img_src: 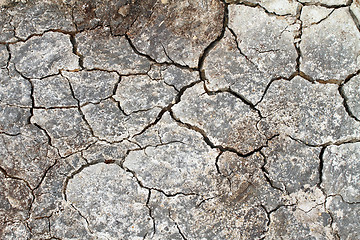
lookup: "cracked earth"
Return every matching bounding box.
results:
[0,0,359,239]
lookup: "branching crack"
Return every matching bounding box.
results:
[227,27,260,70]
[125,34,197,71]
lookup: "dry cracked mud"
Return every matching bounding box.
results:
[0,0,359,239]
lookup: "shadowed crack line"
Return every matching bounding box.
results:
[146,190,156,237]
[125,34,198,71]
[295,0,352,9]
[169,108,276,159]
[69,34,84,70]
[349,5,360,33]
[338,84,360,122]
[198,2,229,74]
[227,26,259,69]
[318,146,326,189]
[0,28,84,45]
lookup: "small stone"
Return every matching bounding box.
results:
[172,83,266,155]
[127,0,224,68]
[262,135,321,193]
[66,163,153,239]
[342,75,360,120]
[76,27,151,75]
[10,32,79,78]
[257,76,360,145]
[32,75,77,108]
[322,143,360,203]
[114,74,177,114]
[31,108,95,156]
[326,195,360,240]
[62,70,119,105]
[117,4,130,17]
[300,8,360,81]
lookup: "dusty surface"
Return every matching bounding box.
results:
[0,0,359,239]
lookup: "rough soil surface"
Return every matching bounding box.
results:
[0,0,359,239]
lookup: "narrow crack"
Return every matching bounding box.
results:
[324,196,341,239]
[338,84,359,121]
[310,8,335,27]
[11,65,35,124]
[296,0,352,9]
[231,1,296,17]
[203,84,261,116]
[1,29,83,45]
[69,34,84,70]
[198,2,228,74]
[227,26,260,69]
[167,211,188,240]
[349,5,360,33]
[294,4,303,75]
[0,165,35,213]
[63,74,97,141]
[69,203,93,234]
[175,223,188,240]
[125,34,197,71]
[288,135,360,148]
[259,151,286,193]
[318,146,326,189]
[145,190,156,237]
[169,108,271,158]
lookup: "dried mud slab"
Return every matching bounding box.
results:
[76,27,151,74]
[0,0,360,239]
[127,0,225,67]
[300,8,360,81]
[10,32,79,78]
[66,163,153,239]
[257,76,360,145]
[342,75,360,120]
[172,84,267,155]
[322,143,360,203]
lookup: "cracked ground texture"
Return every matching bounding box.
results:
[0,0,359,239]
